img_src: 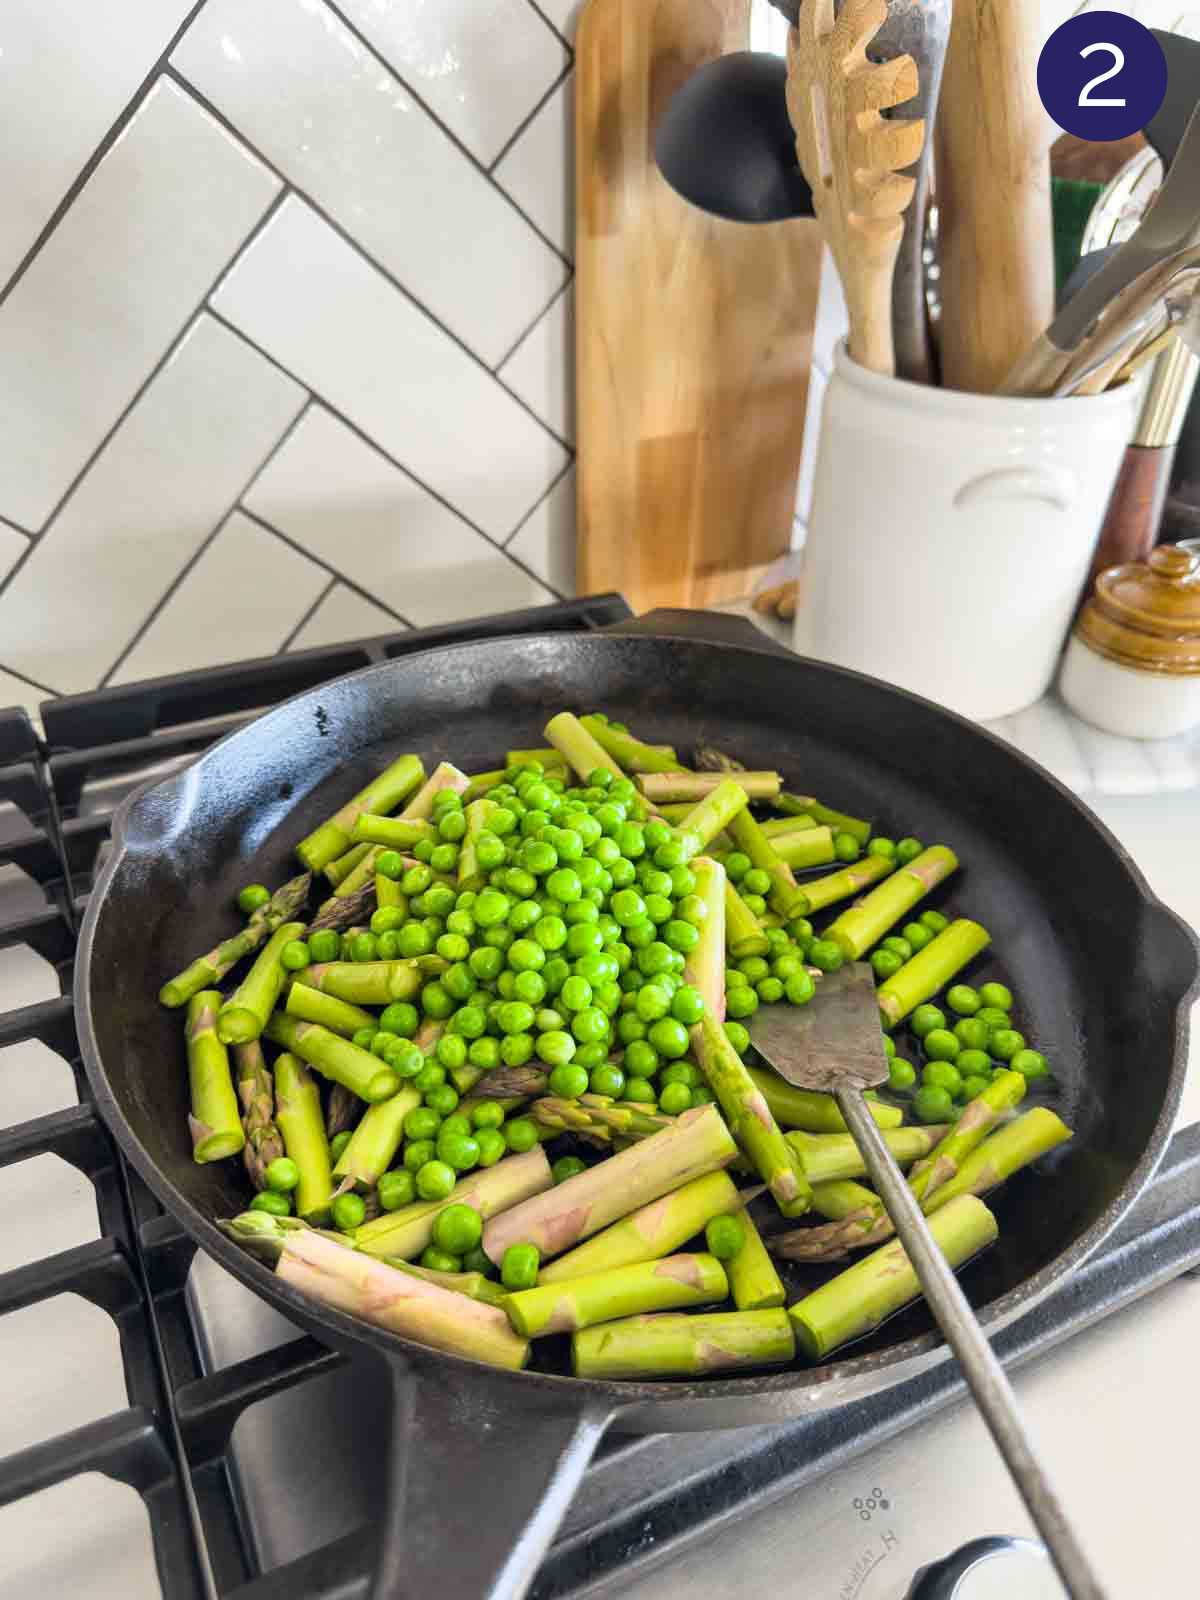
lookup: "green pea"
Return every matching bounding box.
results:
[784,971,815,1007]
[637,941,675,978]
[539,1032,579,1070]
[415,1160,457,1201]
[721,852,750,883]
[378,1170,416,1211]
[376,850,406,880]
[237,884,271,915]
[888,1057,917,1090]
[961,1074,992,1101]
[655,1080,689,1114]
[262,1157,300,1194]
[914,1084,953,1123]
[808,939,845,974]
[551,1155,588,1185]
[586,1064,623,1098]
[416,1063,447,1093]
[352,1026,377,1052]
[660,1061,700,1087]
[901,921,933,953]
[437,1133,481,1172]
[871,948,904,980]
[501,1242,540,1290]
[756,977,784,1004]
[349,932,378,963]
[881,935,912,960]
[558,975,592,1014]
[403,1139,436,1172]
[979,982,1014,1011]
[894,837,923,865]
[867,837,896,859]
[922,1060,963,1097]
[280,939,311,972]
[742,867,772,897]
[426,1084,461,1117]
[920,910,949,934]
[697,1214,743,1261]
[910,1004,946,1039]
[475,1127,507,1166]
[420,1246,463,1273]
[952,1019,988,1053]
[648,1017,690,1060]
[250,1190,292,1216]
[307,929,340,963]
[331,1193,367,1231]
[571,1007,610,1045]
[380,1001,419,1037]
[976,1006,1012,1030]
[329,1131,353,1163]
[467,945,504,984]
[624,1039,660,1077]
[989,1028,1026,1063]
[923,1028,960,1062]
[670,985,704,1025]
[397,924,431,958]
[623,1077,656,1102]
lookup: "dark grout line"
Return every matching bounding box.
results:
[522,0,575,52]
[0,661,60,698]
[0,517,35,543]
[494,273,574,377]
[167,68,573,454]
[206,306,570,574]
[0,0,212,311]
[504,456,575,552]
[488,58,573,175]
[236,504,414,630]
[0,185,291,619]
[278,576,340,653]
[98,397,314,689]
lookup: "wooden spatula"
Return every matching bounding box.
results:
[750,963,1108,1600]
[785,0,925,376]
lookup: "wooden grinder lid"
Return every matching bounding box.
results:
[1077,544,1200,675]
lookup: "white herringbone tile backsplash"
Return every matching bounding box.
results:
[0,0,579,717]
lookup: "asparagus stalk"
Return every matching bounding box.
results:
[539,1171,741,1283]
[224,1213,528,1370]
[639,772,782,803]
[294,956,443,1007]
[462,1064,549,1104]
[771,826,836,871]
[387,1260,508,1308]
[462,769,506,802]
[264,1014,401,1103]
[727,1211,787,1309]
[686,856,726,1021]
[450,1062,485,1096]
[925,1108,1073,1215]
[325,1082,360,1139]
[286,981,376,1038]
[186,992,245,1163]
[505,747,575,770]
[274,1052,335,1223]
[323,841,373,887]
[483,1105,737,1262]
[350,815,436,850]
[333,1087,421,1194]
[776,792,871,846]
[531,1095,674,1142]
[544,711,625,784]
[355,1148,553,1260]
[573,1309,795,1379]
[333,845,384,898]
[787,1125,951,1185]
[412,1017,445,1056]
[771,1180,891,1263]
[217,921,308,1044]
[578,716,685,774]
[375,872,407,912]
[760,814,817,837]
[693,745,746,772]
[746,1066,904,1133]
[457,797,499,892]
[909,1070,1026,1205]
[789,1194,999,1360]
[725,809,797,915]
[296,754,425,872]
[725,881,770,958]
[786,855,895,917]
[401,761,471,820]
[234,1041,283,1190]
[673,778,750,859]
[823,846,958,959]
[504,1253,729,1337]
[877,919,992,1027]
[159,872,312,1008]
[307,879,376,935]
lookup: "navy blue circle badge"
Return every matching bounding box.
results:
[1037,11,1167,142]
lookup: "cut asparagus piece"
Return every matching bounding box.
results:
[925,1108,1073,1215]
[539,1171,741,1284]
[186,991,245,1163]
[787,855,896,917]
[234,1041,283,1190]
[264,1014,401,1103]
[333,845,383,898]
[324,841,373,887]
[462,1064,549,1104]
[787,1125,951,1185]
[776,792,871,846]
[746,1066,904,1133]
[217,921,308,1044]
[771,826,836,871]
[725,881,770,958]
[532,1094,674,1143]
[333,1087,421,1194]
[725,809,797,915]
[401,761,471,820]
[760,814,817,837]
[573,1309,795,1378]
[307,879,376,935]
[375,872,407,911]
[685,855,727,1021]
[578,717,685,774]
[274,1052,334,1223]
[285,981,375,1038]
[685,859,809,1217]
[483,1104,737,1262]
[350,815,436,850]
[296,754,425,872]
[726,1211,787,1310]
[505,747,572,769]
[224,1213,528,1369]
[789,1194,999,1361]
[387,1260,508,1308]
[639,772,782,803]
[771,1179,891,1262]
[909,1070,1026,1205]
[877,919,992,1026]
[544,711,625,783]
[673,778,750,859]
[159,872,312,1008]
[457,797,499,892]
[355,1148,553,1260]
[294,956,444,1008]
[823,846,958,959]
[693,745,746,773]
[504,1253,729,1337]
[325,1082,360,1140]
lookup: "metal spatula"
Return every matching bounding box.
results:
[750,964,1107,1600]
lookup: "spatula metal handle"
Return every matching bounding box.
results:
[834,1086,1108,1600]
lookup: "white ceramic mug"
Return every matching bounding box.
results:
[793,345,1141,722]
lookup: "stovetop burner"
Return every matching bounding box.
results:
[0,593,1197,1599]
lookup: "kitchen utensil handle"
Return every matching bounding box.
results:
[373,1357,612,1600]
[1088,443,1175,587]
[834,1086,1110,1600]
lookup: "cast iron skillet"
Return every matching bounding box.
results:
[76,625,1199,1600]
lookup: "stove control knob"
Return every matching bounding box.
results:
[906,1536,1066,1598]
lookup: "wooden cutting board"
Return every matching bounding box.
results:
[575,0,822,612]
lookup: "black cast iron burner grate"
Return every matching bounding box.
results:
[0,596,1198,1599]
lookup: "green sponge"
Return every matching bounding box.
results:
[1051,176,1103,302]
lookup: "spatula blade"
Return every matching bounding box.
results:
[748,962,888,1093]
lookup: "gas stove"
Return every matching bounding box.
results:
[0,595,1196,1600]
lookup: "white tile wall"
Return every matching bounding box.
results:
[0,0,579,720]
